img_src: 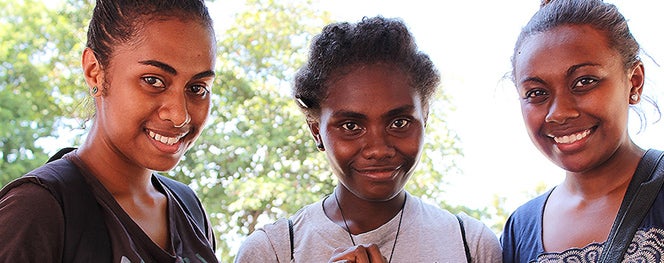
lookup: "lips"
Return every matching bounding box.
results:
[354,166,402,180]
[148,130,187,146]
[550,128,591,144]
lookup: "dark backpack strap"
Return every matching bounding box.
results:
[157,175,213,247]
[455,214,472,263]
[27,149,112,263]
[288,218,294,260]
[599,149,664,262]
[261,218,293,262]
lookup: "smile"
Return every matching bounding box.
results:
[552,129,591,144]
[148,130,186,146]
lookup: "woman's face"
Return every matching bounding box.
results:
[91,19,216,171]
[513,25,643,173]
[310,64,426,201]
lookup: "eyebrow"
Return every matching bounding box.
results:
[139,60,216,80]
[385,105,415,117]
[331,105,416,119]
[139,60,177,75]
[332,110,366,120]
[192,70,216,80]
[567,62,600,77]
[519,62,602,86]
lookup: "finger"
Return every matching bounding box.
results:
[365,244,387,263]
[353,245,371,263]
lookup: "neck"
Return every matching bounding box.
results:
[77,130,154,197]
[325,186,406,234]
[562,145,644,200]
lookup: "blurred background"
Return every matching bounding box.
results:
[1,0,662,260]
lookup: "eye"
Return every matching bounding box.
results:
[342,122,361,131]
[188,84,210,98]
[142,76,165,89]
[390,119,410,129]
[523,88,549,104]
[573,77,598,91]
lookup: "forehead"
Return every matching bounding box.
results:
[110,19,216,71]
[323,63,422,113]
[514,25,620,78]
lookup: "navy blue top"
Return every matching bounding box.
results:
[501,167,664,263]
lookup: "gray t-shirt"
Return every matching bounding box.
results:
[235,192,502,262]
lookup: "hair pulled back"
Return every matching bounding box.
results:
[293,16,440,119]
[86,0,214,69]
[513,0,639,75]
[514,0,660,128]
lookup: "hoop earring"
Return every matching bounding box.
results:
[174,115,191,128]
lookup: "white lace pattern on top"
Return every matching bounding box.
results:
[534,228,664,263]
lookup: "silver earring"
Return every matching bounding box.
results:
[631,94,639,102]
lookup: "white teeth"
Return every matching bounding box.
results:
[148,130,182,146]
[553,129,591,144]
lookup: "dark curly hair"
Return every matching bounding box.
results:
[86,0,214,69]
[293,16,440,121]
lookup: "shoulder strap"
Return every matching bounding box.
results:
[4,148,113,263]
[261,218,294,263]
[599,149,664,262]
[455,214,472,263]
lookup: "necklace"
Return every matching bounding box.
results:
[334,192,407,263]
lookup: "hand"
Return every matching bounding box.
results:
[328,244,388,263]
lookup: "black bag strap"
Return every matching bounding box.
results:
[455,214,472,263]
[288,218,294,260]
[43,147,213,259]
[15,147,113,263]
[599,149,664,262]
[261,217,293,262]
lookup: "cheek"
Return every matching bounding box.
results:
[520,105,544,136]
[191,100,211,123]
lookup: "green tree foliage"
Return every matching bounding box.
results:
[0,0,91,185]
[1,0,486,261]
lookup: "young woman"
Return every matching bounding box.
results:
[0,0,218,262]
[501,0,663,262]
[235,16,502,263]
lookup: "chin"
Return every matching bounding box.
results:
[147,158,181,172]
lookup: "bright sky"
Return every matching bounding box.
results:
[209,0,664,214]
[301,0,664,214]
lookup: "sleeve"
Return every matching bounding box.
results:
[234,229,280,263]
[0,182,65,262]
[457,213,503,263]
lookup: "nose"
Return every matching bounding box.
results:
[159,91,190,128]
[545,93,579,124]
[361,128,396,160]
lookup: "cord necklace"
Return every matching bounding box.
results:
[334,192,407,263]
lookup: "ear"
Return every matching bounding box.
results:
[307,120,324,151]
[82,48,103,97]
[628,62,645,104]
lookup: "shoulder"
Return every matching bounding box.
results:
[505,190,550,227]
[235,227,278,262]
[501,190,551,263]
[455,212,502,262]
[0,179,64,259]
